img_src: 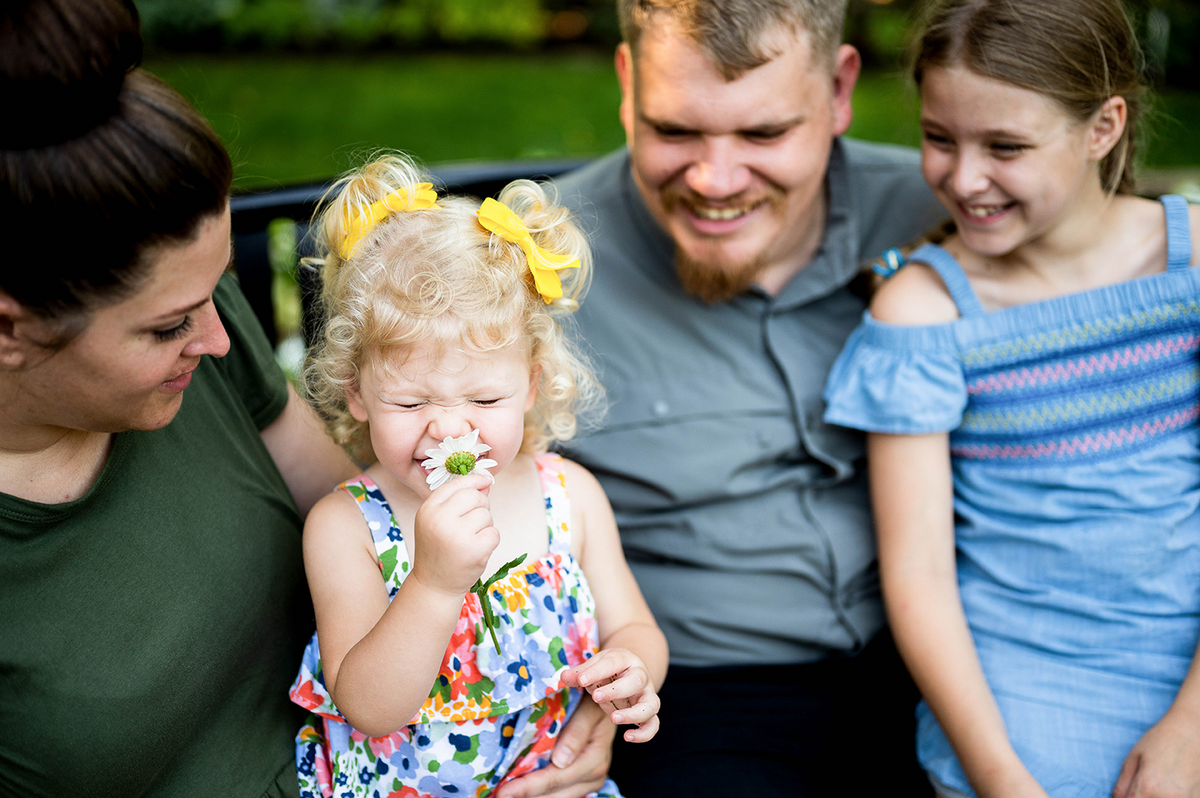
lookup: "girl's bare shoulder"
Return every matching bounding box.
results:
[870,256,962,327]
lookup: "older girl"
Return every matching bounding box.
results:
[824,0,1200,795]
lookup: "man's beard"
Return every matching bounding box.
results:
[661,183,782,304]
[674,248,766,303]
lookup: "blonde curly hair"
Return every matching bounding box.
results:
[304,152,602,464]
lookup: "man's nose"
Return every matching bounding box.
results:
[684,136,752,199]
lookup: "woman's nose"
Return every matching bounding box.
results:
[181,301,230,359]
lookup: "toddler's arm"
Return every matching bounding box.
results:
[869,431,1048,798]
[558,459,668,743]
[303,474,498,737]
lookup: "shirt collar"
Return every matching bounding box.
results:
[772,138,857,311]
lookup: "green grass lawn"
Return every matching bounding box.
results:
[149,51,625,189]
[147,51,1200,191]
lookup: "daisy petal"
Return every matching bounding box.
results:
[422,431,496,489]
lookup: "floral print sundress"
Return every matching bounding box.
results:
[289,454,622,798]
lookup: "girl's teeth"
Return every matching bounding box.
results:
[966,205,1006,218]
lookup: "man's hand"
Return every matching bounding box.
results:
[493,698,616,798]
[1114,706,1200,797]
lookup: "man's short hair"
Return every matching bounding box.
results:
[617,0,849,79]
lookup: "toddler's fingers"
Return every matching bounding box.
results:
[570,653,631,688]
[609,690,659,726]
[620,714,660,744]
[427,474,493,505]
[440,485,492,516]
[589,670,648,706]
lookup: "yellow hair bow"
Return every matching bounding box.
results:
[339,183,438,259]
[477,197,579,303]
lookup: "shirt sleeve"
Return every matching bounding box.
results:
[210,272,290,431]
[823,311,967,434]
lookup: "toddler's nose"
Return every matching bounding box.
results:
[429,406,473,441]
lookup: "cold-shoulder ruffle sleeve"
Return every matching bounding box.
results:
[823,311,967,434]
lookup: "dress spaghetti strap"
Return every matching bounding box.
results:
[906,242,987,318]
[1161,194,1193,271]
[536,453,574,558]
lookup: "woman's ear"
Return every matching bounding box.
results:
[0,292,34,369]
[1089,95,1127,161]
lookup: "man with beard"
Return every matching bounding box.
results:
[546,0,947,795]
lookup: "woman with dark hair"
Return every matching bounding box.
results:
[0,1,355,795]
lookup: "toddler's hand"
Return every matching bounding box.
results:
[561,649,660,743]
[411,474,499,596]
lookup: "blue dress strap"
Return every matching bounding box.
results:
[1161,194,1193,271]
[906,242,987,318]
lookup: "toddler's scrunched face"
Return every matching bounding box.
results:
[347,340,539,499]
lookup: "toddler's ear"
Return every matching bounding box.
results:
[346,383,369,423]
[524,364,542,413]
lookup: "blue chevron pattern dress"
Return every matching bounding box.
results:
[823,196,1200,797]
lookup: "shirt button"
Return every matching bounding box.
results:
[651,400,670,417]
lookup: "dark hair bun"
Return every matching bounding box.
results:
[0,0,142,149]
[1,0,231,321]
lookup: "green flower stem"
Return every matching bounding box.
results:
[471,553,528,655]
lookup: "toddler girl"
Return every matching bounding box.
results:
[824,0,1200,796]
[289,154,667,798]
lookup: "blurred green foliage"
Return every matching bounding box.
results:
[845,0,1199,89]
[148,51,1199,192]
[139,0,1200,92]
[150,51,624,188]
[137,0,617,50]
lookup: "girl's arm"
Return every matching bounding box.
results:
[560,459,668,740]
[1110,201,1200,798]
[869,431,1048,798]
[305,474,498,736]
[1113,640,1200,796]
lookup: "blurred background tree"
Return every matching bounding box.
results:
[137,0,619,51]
[136,0,1199,85]
[137,0,1200,191]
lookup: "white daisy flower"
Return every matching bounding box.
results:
[422,429,498,490]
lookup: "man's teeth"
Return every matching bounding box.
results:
[692,206,747,221]
[965,204,1007,218]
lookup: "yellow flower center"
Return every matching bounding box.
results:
[445,451,478,476]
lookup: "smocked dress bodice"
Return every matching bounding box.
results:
[289,454,620,798]
[823,196,1200,797]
